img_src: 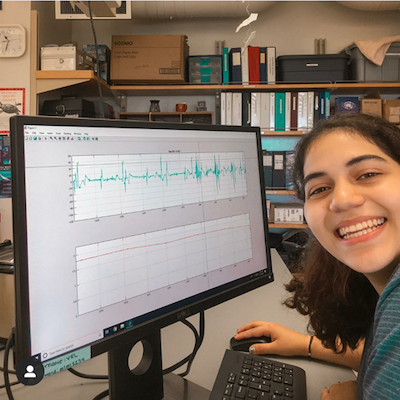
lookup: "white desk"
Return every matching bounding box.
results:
[0,250,355,399]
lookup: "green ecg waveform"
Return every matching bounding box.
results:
[72,155,246,192]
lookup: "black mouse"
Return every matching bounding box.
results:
[230,336,272,352]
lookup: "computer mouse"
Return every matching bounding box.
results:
[230,335,272,352]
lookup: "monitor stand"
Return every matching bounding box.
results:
[108,330,210,400]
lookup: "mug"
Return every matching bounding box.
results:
[176,103,187,112]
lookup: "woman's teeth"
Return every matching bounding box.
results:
[338,218,385,240]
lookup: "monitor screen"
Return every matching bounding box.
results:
[10,115,273,395]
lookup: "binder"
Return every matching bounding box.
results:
[285,92,291,131]
[267,47,276,84]
[324,92,331,118]
[226,92,233,125]
[272,151,286,188]
[248,46,260,84]
[290,92,298,131]
[250,92,261,127]
[285,151,295,189]
[319,91,325,120]
[275,92,285,132]
[241,47,249,85]
[260,92,270,130]
[242,92,251,126]
[222,47,230,84]
[232,92,242,126]
[262,150,273,188]
[297,92,308,130]
[221,92,226,125]
[269,92,275,130]
[229,48,242,83]
[260,47,267,84]
[307,91,314,130]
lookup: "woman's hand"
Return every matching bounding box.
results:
[320,381,357,400]
[235,321,310,357]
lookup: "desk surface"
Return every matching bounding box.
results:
[0,250,355,399]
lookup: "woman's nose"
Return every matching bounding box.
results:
[329,181,365,212]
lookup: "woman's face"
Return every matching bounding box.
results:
[303,130,400,293]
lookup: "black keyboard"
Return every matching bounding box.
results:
[209,349,307,400]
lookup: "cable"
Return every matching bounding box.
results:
[92,388,109,400]
[68,367,108,380]
[2,334,16,400]
[87,1,105,118]
[0,381,20,390]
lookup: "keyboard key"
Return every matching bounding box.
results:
[235,386,247,399]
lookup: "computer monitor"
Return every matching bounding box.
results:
[10,115,273,399]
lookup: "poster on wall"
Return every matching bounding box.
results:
[0,88,25,134]
[0,135,11,198]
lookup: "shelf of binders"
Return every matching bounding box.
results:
[261,130,307,136]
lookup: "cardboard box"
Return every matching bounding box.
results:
[111,35,189,83]
[360,99,382,117]
[383,99,400,124]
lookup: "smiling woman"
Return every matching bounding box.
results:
[235,113,400,400]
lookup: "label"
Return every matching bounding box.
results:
[43,347,91,377]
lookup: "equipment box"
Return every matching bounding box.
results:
[344,42,400,82]
[40,99,96,118]
[111,35,189,83]
[277,54,350,82]
[41,46,96,71]
[188,55,222,84]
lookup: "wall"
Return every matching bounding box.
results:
[0,1,31,241]
[69,1,400,112]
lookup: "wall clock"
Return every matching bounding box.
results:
[0,24,26,58]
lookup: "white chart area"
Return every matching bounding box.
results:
[75,214,252,315]
[72,152,247,221]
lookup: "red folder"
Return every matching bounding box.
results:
[248,46,260,84]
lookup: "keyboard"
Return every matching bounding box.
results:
[209,349,307,400]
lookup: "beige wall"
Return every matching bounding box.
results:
[0,1,32,241]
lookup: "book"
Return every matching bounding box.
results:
[259,47,267,84]
[250,92,261,127]
[222,47,230,84]
[232,92,242,126]
[226,92,233,125]
[275,92,285,132]
[242,92,251,126]
[285,92,291,131]
[267,47,276,84]
[221,92,226,125]
[260,92,270,130]
[248,46,260,84]
[290,92,298,131]
[241,47,249,85]
[229,48,242,83]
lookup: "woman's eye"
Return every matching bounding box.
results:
[358,172,380,180]
[309,186,329,197]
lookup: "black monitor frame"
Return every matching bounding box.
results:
[10,115,273,399]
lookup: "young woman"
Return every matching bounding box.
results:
[235,113,400,400]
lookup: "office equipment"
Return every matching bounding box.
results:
[230,335,271,352]
[10,115,273,400]
[209,349,307,400]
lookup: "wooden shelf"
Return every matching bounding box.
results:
[119,111,214,124]
[261,130,307,136]
[269,223,308,229]
[35,72,400,96]
[265,190,296,195]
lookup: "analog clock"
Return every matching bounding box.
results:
[0,24,26,58]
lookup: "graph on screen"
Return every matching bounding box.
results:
[75,213,252,315]
[71,152,247,221]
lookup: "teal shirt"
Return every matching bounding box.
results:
[357,264,400,399]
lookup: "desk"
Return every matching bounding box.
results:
[0,250,355,399]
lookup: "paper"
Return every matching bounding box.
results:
[235,13,258,33]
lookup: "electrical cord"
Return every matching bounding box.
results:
[87,1,105,118]
[2,334,16,400]
[68,367,107,380]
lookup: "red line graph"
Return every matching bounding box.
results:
[76,224,250,263]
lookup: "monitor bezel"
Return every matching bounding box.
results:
[10,115,273,364]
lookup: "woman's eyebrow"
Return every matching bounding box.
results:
[303,154,387,187]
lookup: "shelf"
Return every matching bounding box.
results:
[265,190,296,195]
[269,223,308,229]
[261,130,307,136]
[35,72,400,96]
[119,111,214,124]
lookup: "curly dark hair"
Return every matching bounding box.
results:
[284,113,400,353]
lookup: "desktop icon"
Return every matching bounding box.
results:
[16,356,45,386]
